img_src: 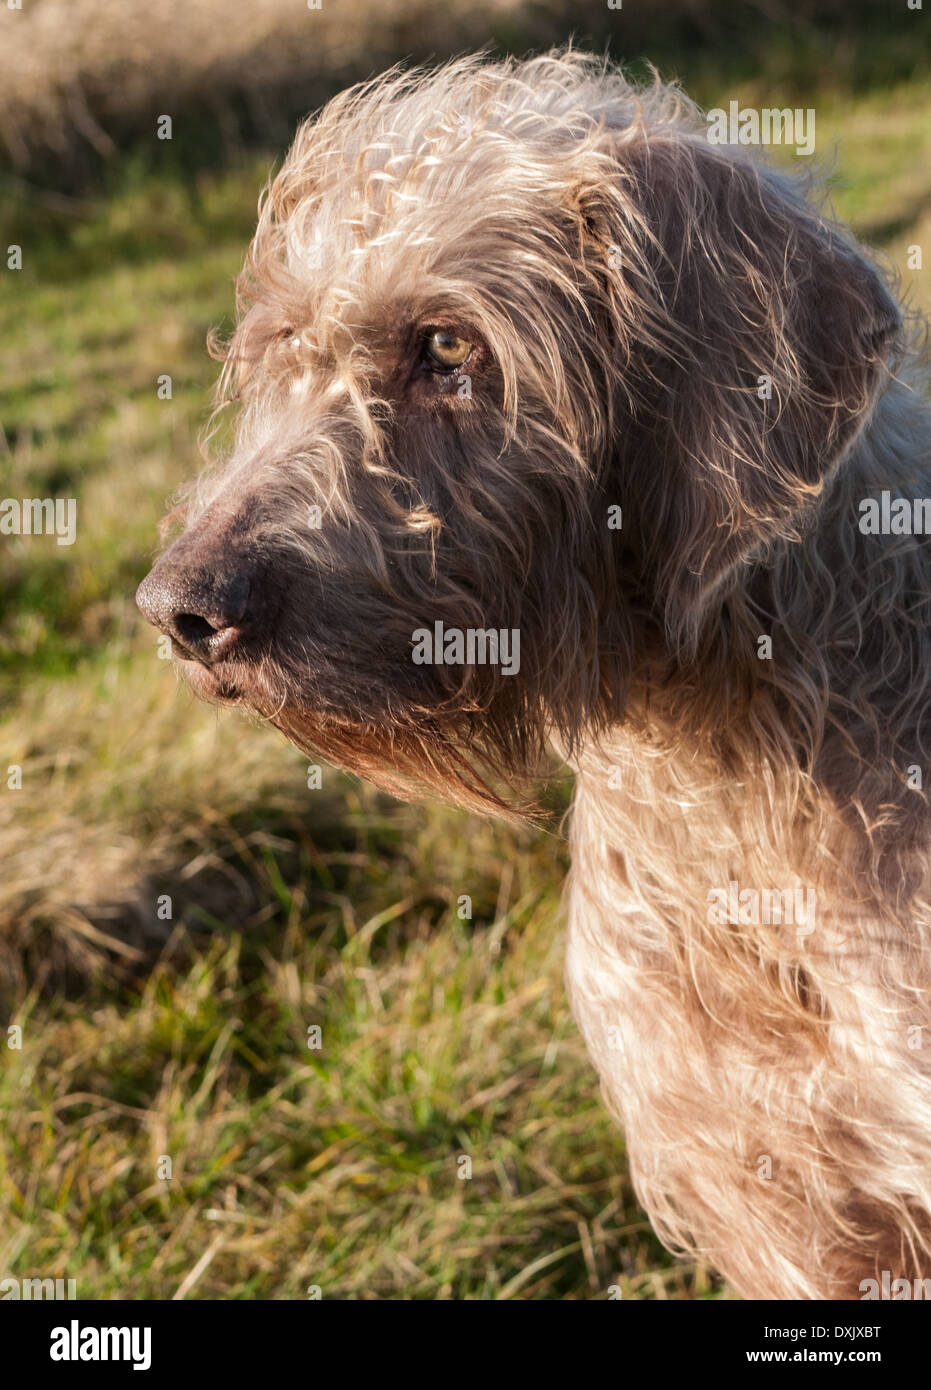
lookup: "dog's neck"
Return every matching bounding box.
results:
[573,374,931,897]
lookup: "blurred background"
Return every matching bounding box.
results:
[0,0,928,1299]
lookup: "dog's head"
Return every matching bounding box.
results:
[136,52,900,812]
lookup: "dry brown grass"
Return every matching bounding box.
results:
[1,0,909,174]
[0,0,541,168]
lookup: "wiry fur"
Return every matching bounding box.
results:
[139,51,931,1298]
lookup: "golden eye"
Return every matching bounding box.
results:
[424,329,472,371]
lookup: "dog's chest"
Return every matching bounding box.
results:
[564,729,820,951]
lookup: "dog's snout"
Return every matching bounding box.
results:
[136,555,255,665]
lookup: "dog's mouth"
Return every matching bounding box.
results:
[163,630,533,822]
[172,649,248,704]
[171,642,354,722]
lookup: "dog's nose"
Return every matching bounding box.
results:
[136,558,253,665]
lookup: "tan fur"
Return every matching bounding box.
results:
[138,51,931,1298]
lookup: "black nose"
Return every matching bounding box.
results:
[136,551,255,665]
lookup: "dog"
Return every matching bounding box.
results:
[136,51,931,1299]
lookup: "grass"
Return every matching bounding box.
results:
[3,795,695,1300]
[3,1,925,185]
[1,55,930,1298]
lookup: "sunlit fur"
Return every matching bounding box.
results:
[154,51,931,1298]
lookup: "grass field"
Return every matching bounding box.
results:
[1,27,930,1297]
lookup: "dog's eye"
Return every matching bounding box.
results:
[423,330,472,372]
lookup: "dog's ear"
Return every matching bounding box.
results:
[578,130,901,643]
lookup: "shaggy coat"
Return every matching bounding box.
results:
[136,52,931,1299]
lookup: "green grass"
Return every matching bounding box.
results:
[1,70,930,1299]
[3,796,701,1300]
[0,160,270,680]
